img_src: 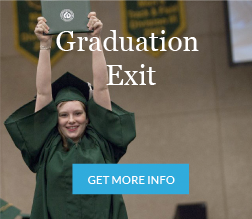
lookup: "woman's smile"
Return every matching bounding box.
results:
[66,126,79,131]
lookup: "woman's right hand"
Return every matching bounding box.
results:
[34,17,52,46]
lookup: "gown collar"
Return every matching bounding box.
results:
[66,137,82,147]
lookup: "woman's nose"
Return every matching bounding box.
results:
[68,115,75,123]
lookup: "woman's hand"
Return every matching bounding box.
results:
[34,17,53,112]
[34,17,52,46]
[87,12,112,111]
[87,12,103,38]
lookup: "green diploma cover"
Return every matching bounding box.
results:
[41,0,92,35]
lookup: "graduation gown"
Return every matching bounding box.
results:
[4,98,136,219]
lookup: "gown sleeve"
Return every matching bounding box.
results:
[87,97,136,162]
[4,100,58,172]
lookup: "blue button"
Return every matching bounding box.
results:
[73,164,189,194]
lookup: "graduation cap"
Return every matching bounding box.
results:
[20,213,30,219]
[0,198,21,219]
[51,72,93,105]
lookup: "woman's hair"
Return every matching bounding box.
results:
[57,101,87,151]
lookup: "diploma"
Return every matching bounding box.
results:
[41,0,92,35]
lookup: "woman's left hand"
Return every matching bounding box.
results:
[87,12,103,38]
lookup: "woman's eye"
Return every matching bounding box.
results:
[75,112,83,116]
[59,114,67,117]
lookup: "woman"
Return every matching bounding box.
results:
[5,12,136,219]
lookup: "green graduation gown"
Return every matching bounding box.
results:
[4,98,136,219]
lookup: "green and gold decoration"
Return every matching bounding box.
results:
[0,199,21,219]
[121,1,186,57]
[13,1,71,65]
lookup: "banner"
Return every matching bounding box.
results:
[13,1,71,65]
[121,1,186,57]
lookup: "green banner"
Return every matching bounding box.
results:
[14,1,71,65]
[121,1,186,57]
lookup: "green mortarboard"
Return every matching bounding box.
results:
[20,213,30,219]
[0,199,21,219]
[51,72,93,105]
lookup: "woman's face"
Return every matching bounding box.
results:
[57,101,88,143]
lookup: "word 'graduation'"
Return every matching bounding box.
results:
[56,30,199,85]
[56,30,199,52]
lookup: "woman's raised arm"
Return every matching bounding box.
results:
[34,17,53,112]
[87,12,112,111]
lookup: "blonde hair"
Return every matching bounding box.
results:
[57,101,87,151]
